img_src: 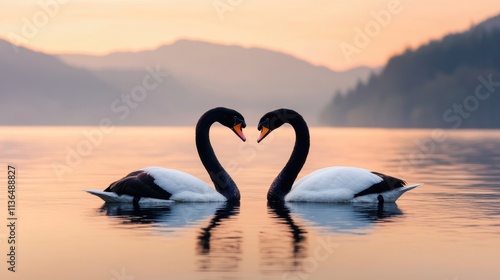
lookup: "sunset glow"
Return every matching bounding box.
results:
[1,0,499,70]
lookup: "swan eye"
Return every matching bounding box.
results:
[259,118,270,130]
[234,116,246,128]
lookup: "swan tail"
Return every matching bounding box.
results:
[352,183,422,203]
[86,190,134,203]
[86,190,177,204]
[400,183,421,193]
[382,183,422,202]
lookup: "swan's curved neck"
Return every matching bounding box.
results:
[267,115,310,201]
[196,115,240,201]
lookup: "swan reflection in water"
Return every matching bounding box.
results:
[287,202,404,234]
[98,201,404,274]
[260,202,308,274]
[261,202,404,274]
[99,201,227,229]
[98,201,241,272]
[195,201,242,272]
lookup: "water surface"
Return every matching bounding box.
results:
[0,127,499,280]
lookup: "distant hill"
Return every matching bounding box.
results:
[474,14,500,33]
[0,39,122,125]
[0,39,375,126]
[59,40,377,125]
[320,14,500,128]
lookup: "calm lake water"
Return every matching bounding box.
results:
[1,126,499,280]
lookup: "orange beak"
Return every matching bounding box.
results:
[233,123,246,142]
[257,127,270,143]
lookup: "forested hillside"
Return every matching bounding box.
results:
[321,16,500,128]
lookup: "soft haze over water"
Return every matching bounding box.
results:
[0,126,499,280]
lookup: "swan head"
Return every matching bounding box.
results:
[232,116,247,142]
[217,108,247,142]
[257,109,298,143]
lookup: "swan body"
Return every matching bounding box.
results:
[87,107,246,203]
[87,167,226,203]
[257,109,420,203]
[290,167,383,200]
[286,166,420,203]
[142,167,226,201]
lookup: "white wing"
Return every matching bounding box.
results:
[142,167,226,202]
[285,166,383,202]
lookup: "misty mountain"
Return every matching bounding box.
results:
[59,40,377,125]
[0,39,122,125]
[1,38,375,126]
[320,14,500,128]
[0,39,201,126]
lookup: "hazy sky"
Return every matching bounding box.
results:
[1,0,499,70]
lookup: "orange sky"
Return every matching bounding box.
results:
[1,0,499,70]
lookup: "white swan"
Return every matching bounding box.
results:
[257,109,421,203]
[87,107,247,203]
[287,167,420,203]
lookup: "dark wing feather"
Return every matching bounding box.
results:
[353,172,406,198]
[104,170,172,200]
